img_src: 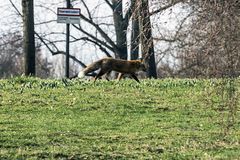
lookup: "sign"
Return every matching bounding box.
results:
[57,8,81,24]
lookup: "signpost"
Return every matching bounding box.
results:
[57,8,81,24]
[57,5,80,78]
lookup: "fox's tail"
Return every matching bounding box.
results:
[78,71,85,78]
[78,59,102,78]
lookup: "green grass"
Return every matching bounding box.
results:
[0,77,239,159]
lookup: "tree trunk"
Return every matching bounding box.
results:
[140,0,157,78]
[112,0,128,60]
[22,0,35,76]
[130,16,140,60]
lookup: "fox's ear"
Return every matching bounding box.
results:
[142,60,148,68]
[142,53,151,63]
[138,57,143,62]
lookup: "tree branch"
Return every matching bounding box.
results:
[78,12,118,52]
[124,0,137,23]
[104,0,113,10]
[81,0,92,20]
[72,24,114,52]
[9,0,86,68]
[150,0,184,16]
[52,51,86,68]
[83,37,112,57]
[9,0,22,17]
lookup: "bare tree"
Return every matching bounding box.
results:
[177,0,240,78]
[6,0,192,78]
[139,0,157,78]
[0,31,52,78]
[0,32,23,77]
[22,0,36,76]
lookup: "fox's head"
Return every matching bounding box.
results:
[138,59,147,72]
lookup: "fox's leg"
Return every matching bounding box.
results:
[130,73,140,83]
[117,73,124,81]
[93,69,107,82]
[105,71,111,81]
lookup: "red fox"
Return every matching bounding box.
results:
[78,57,147,83]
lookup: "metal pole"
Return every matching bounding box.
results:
[65,0,71,78]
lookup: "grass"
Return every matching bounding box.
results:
[0,77,239,159]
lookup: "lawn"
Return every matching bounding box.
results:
[0,77,239,159]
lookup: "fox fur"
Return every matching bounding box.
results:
[78,57,147,83]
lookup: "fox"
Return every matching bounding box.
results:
[78,57,147,83]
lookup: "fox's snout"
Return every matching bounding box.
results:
[140,63,147,72]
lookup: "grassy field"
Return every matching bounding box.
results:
[0,77,239,159]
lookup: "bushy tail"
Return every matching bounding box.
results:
[78,71,85,78]
[78,59,102,78]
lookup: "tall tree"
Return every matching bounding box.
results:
[22,0,35,76]
[177,0,240,78]
[139,0,157,78]
[130,13,140,60]
[111,0,128,59]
